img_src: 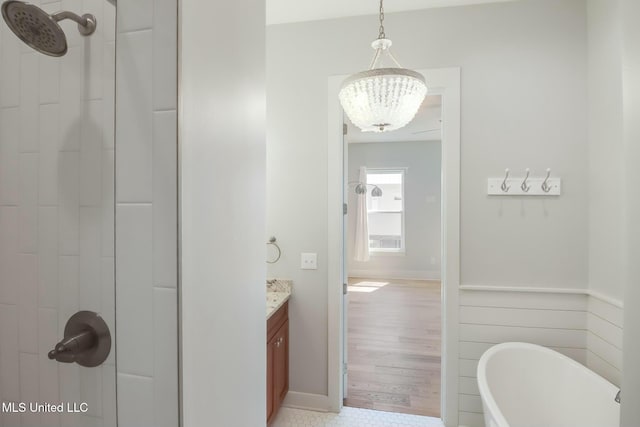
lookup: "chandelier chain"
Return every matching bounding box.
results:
[378,0,385,39]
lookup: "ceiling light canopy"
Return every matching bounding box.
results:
[339,0,427,133]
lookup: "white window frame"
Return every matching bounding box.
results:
[366,168,406,254]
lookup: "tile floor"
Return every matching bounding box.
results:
[271,407,445,427]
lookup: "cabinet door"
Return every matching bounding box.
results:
[267,340,274,422]
[273,320,289,406]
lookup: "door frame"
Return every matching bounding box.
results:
[327,67,461,426]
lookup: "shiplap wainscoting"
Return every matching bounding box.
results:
[586,294,623,386]
[457,287,623,427]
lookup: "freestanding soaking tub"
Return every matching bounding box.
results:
[477,342,620,427]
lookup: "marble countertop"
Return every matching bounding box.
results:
[266,279,292,319]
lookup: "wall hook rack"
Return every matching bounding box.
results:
[488,168,561,196]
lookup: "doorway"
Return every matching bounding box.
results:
[342,96,443,417]
[327,67,461,426]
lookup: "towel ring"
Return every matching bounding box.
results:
[266,236,282,264]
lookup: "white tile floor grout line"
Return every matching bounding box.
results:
[272,406,445,427]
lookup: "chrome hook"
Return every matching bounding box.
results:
[500,169,511,192]
[541,168,552,193]
[521,168,531,192]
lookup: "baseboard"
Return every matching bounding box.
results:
[348,269,441,281]
[282,391,330,412]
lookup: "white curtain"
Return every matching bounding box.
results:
[353,166,370,262]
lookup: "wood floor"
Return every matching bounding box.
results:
[344,277,441,417]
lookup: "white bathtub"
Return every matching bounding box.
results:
[477,342,620,427]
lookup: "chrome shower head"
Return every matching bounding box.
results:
[1,0,96,57]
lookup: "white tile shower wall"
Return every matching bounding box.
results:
[457,288,624,427]
[0,0,117,426]
[115,0,179,426]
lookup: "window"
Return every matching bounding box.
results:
[366,169,404,252]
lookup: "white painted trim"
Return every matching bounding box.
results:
[348,270,441,281]
[328,67,461,427]
[327,75,344,414]
[588,290,624,309]
[434,67,461,427]
[460,285,587,295]
[460,285,624,309]
[282,392,330,412]
[367,250,407,256]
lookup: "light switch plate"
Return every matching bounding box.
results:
[301,253,317,270]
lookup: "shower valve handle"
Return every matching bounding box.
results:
[48,311,111,368]
[48,330,96,363]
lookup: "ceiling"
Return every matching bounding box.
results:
[346,95,442,144]
[267,0,515,25]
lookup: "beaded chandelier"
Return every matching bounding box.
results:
[339,0,427,133]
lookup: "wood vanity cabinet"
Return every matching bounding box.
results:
[267,301,289,425]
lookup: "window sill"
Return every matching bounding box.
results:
[369,250,406,257]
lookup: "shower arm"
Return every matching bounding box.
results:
[50,10,97,35]
[51,10,90,26]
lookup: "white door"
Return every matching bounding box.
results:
[342,122,349,398]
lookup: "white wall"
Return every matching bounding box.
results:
[620,0,640,423]
[115,0,179,425]
[586,3,640,422]
[0,1,117,426]
[347,141,441,280]
[267,0,588,399]
[180,0,266,426]
[585,0,626,385]
[587,0,625,302]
